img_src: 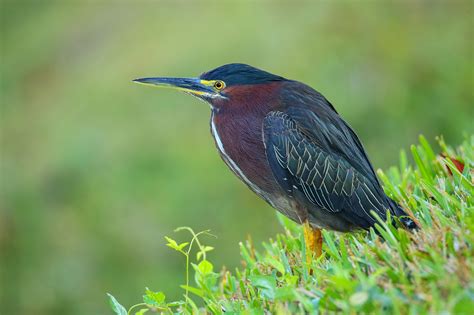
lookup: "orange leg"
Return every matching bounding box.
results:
[303,220,323,264]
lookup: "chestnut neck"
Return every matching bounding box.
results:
[210,82,283,193]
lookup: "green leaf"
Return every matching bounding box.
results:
[453,292,474,314]
[135,308,148,315]
[143,288,166,306]
[411,144,434,184]
[203,246,214,252]
[249,275,276,300]
[196,246,213,261]
[183,294,200,313]
[419,135,436,163]
[164,236,180,251]
[107,293,127,315]
[198,259,213,275]
[180,285,204,297]
[399,149,408,172]
[274,286,296,301]
[166,300,185,307]
[349,291,369,307]
[239,242,254,265]
[177,242,189,251]
[264,256,285,275]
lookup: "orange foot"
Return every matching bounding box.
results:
[303,220,322,264]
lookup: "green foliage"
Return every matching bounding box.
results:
[107,293,127,315]
[108,136,474,314]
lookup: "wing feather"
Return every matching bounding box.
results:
[263,111,391,228]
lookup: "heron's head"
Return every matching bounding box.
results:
[133,63,288,108]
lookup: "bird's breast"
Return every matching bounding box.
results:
[210,110,279,199]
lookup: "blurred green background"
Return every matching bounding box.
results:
[1,1,473,314]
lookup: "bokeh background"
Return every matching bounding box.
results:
[1,1,473,314]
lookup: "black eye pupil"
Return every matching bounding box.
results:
[215,82,222,89]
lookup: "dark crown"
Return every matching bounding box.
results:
[200,63,288,86]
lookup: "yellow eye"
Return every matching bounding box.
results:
[214,80,225,90]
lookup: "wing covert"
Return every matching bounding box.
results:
[263,111,389,227]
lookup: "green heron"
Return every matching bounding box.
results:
[134,64,416,259]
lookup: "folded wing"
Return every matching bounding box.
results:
[263,111,391,229]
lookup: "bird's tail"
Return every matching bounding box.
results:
[387,198,418,230]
